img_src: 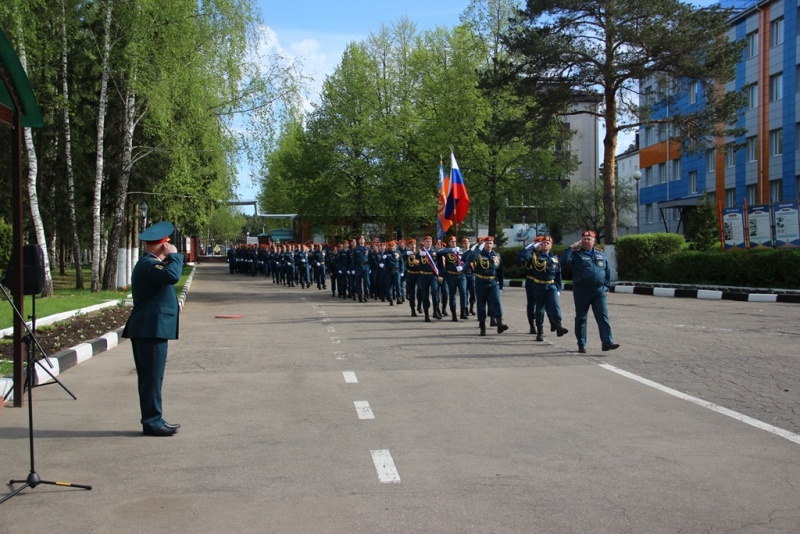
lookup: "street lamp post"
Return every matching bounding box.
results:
[632,171,642,234]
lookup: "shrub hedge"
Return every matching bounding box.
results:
[496,234,800,289]
[613,232,800,288]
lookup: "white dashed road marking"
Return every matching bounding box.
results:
[370,449,401,483]
[343,371,358,383]
[354,400,374,420]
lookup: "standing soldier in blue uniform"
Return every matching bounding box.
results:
[312,243,327,290]
[123,222,183,437]
[461,237,477,316]
[439,235,469,322]
[404,238,420,316]
[562,230,619,353]
[520,235,568,341]
[415,235,442,322]
[327,243,339,297]
[338,240,351,299]
[353,235,370,302]
[382,241,401,305]
[295,244,310,288]
[466,236,509,336]
[395,239,407,304]
[517,235,543,334]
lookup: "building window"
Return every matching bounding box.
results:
[747,137,758,162]
[725,148,736,168]
[771,17,784,48]
[646,204,654,224]
[747,31,759,58]
[672,159,681,181]
[688,80,699,104]
[746,184,757,205]
[797,65,800,93]
[770,72,783,101]
[688,170,698,194]
[643,86,653,106]
[706,149,716,172]
[644,166,653,187]
[659,162,667,184]
[747,84,758,109]
[725,188,736,208]
[770,129,783,156]
[770,179,783,202]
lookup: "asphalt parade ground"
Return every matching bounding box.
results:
[1,263,799,533]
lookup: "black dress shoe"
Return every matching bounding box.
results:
[163,421,181,429]
[602,343,620,351]
[577,346,587,354]
[143,425,177,437]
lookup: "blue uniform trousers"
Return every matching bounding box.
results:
[386,271,401,301]
[475,278,502,323]
[445,273,467,312]
[573,286,613,348]
[131,337,168,431]
[416,273,436,311]
[465,274,476,308]
[405,273,418,310]
[533,283,562,327]
[354,268,369,298]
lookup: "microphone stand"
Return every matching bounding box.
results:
[0,282,91,505]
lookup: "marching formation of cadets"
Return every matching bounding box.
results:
[226,233,573,340]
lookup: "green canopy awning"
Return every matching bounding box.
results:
[0,28,43,128]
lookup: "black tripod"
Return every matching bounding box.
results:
[0,283,91,505]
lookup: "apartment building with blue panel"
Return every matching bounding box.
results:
[635,0,800,235]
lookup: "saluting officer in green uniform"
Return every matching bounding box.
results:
[123,222,183,437]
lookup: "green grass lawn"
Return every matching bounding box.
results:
[1,265,193,330]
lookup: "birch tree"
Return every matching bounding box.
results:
[59,0,84,289]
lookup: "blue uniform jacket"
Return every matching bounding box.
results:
[123,252,183,340]
[562,247,609,289]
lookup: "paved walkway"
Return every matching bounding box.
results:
[1,263,798,533]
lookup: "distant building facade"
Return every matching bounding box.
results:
[635,0,799,236]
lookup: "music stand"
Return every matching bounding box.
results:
[0,282,91,505]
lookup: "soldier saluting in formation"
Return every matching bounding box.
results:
[465,236,509,336]
[518,235,568,342]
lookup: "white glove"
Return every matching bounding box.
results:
[456,265,463,272]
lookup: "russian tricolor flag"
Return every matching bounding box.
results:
[444,152,470,225]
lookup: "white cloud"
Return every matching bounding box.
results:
[259,25,357,108]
